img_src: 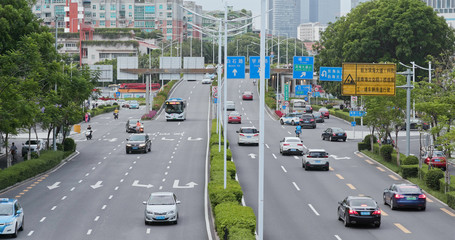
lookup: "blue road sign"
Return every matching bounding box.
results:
[227,56,245,79]
[351,121,356,127]
[249,56,270,79]
[349,111,366,117]
[293,56,314,79]
[295,85,312,96]
[313,92,321,97]
[213,98,217,103]
[319,67,342,81]
[115,92,120,98]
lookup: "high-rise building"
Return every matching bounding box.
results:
[297,22,328,41]
[317,0,341,24]
[183,1,203,39]
[351,0,369,9]
[202,6,253,36]
[271,0,300,37]
[422,0,455,13]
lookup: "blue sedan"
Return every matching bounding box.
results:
[383,183,426,210]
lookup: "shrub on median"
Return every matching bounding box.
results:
[380,145,393,162]
[447,192,455,209]
[425,169,444,190]
[214,202,256,240]
[401,165,419,179]
[402,155,419,165]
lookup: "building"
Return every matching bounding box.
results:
[422,0,455,13]
[351,0,369,9]
[297,22,328,41]
[270,0,300,38]
[183,1,202,39]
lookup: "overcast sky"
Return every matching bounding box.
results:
[190,0,351,29]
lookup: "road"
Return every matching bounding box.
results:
[0,80,212,239]
[226,76,455,240]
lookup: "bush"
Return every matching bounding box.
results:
[211,159,236,180]
[141,110,157,120]
[363,135,378,147]
[214,202,256,240]
[208,180,243,208]
[342,108,349,112]
[358,142,369,151]
[401,165,418,179]
[447,192,455,209]
[62,138,76,152]
[380,145,393,162]
[229,226,256,240]
[403,155,419,165]
[326,105,333,109]
[425,169,444,190]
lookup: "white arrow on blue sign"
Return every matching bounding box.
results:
[227,56,245,79]
[319,67,342,81]
[293,56,314,80]
[249,56,270,79]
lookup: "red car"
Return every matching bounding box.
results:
[242,91,253,100]
[228,112,242,124]
[319,107,330,119]
[423,151,447,170]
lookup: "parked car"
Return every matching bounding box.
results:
[302,149,329,171]
[126,133,152,154]
[237,127,259,145]
[202,78,212,84]
[228,111,242,124]
[21,139,47,157]
[305,105,313,113]
[400,119,430,130]
[129,100,140,109]
[337,196,381,228]
[322,127,347,141]
[0,198,24,238]
[423,150,447,170]
[318,107,330,119]
[313,112,325,123]
[300,114,316,129]
[280,113,301,125]
[121,101,130,108]
[143,192,180,224]
[226,101,235,111]
[242,91,253,100]
[279,137,304,155]
[126,119,144,133]
[383,183,426,210]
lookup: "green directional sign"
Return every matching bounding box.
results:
[284,83,289,101]
[294,64,313,72]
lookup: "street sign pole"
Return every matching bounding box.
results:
[258,0,266,238]
[397,69,413,156]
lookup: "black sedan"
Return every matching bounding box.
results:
[126,134,152,154]
[322,127,346,141]
[383,183,426,210]
[337,196,381,228]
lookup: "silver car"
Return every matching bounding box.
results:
[226,101,235,111]
[143,192,180,225]
[279,137,304,155]
[302,149,330,171]
[237,127,259,146]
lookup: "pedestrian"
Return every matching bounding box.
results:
[85,112,89,123]
[88,112,91,122]
[10,142,18,163]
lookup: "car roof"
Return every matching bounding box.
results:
[284,137,300,140]
[130,133,146,136]
[150,192,174,197]
[0,198,16,204]
[346,196,374,200]
[393,183,419,188]
[308,149,326,152]
[240,127,257,130]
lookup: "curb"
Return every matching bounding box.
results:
[0,150,80,195]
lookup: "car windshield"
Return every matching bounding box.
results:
[129,135,145,141]
[25,140,39,145]
[308,152,327,157]
[286,138,301,143]
[350,199,376,207]
[313,112,321,117]
[129,120,140,126]
[149,195,174,205]
[130,101,138,104]
[332,128,344,133]
[433,152,444,157]
[302,116,313,120]
[230,113,240,117]
[397,186,421,194]
[241,128,258,134]
[165,103,184,114]
[319,108,328,112]
[0,204,12,215]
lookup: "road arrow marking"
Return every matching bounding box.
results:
[161,137,175,141]
[330,155,351,160]
[248,153,256,159]
[132,180,154,188]
[173,180,198,189]
[47,182,61,190]
[90,181,103,189]
[187,137,203,141]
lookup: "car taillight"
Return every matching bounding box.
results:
[283,144,290,146]
[348,209,358,215]
[344,133,347,136]
[240,134,245,136]
[310,119,314,122]
[324,156,328,158]
[253,134,259,136]
[333,133,336,136]
[394,194,404,199]
[419,194,426,199]
[372,210,381,215]
[297,144,303,146]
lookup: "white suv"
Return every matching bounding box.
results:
[302,149,330,171]
[237,127,259,146]
[21,139,47,157]
[279,137,304,155]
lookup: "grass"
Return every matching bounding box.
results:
[361,150,401,173]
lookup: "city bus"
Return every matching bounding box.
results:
[164,98,187,121]
[290,99,307,113]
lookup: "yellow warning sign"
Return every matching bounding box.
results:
[342,63,396,96]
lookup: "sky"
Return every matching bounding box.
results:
[191,0,352,29]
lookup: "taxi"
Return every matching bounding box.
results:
[0,198,24,238]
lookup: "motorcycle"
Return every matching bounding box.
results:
[295,129,301,138]
[85,130,93,140]
[136,126,144,133]
[114,112,119,119]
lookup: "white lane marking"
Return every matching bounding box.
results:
[120,179,124,183]
[92,167,96,170]
[137,156,140,159]
[108,152,112,155]
[292,182,301,191]
[133,161,136,164]
[265,144,269,149]
[102,205,107,210]
[98,162,102,165]
[167,166,170,169]
[272,154,277,159]
[51,206,57,211]
[159,186,163,190]
[146,228,151,234]
[70,187,75,191]
[308,204,320,216]
[178,122,181,126]
[165,172,168,175]
[169,160,172,163]
[334,235,342,240]
[103,157,107,159]
[40,217,46,222]
[94,216,100,221]
[115,186,119,191]
[27,231,34,236]
[78,180,83,183]
[125,172,129,176]
[113,148,116,151]
[294,156,299,160]
[61,196,67,200]
[171,156,174,159]
[87,229,92,235]
[240,102,243,105]
[162,178,166,182]
[109,195,113,200]
[281,166,287,173]
[85,173,89,176]
[129,166,133,170]
[288,131,292,135]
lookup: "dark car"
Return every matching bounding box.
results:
[312,112,325,123]
[126,119,144,133]
[126,133,152,154]
[383,184,426,210]
[337,196,381,228]
[300,114,316,128]
[322,127,346,141]
[305,105,313,113]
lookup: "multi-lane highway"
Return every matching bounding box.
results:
[0,80,213,239]
[225,76,455,240]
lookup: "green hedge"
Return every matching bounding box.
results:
[211,145,232,160]
[208,180,243,209]
[425,169,444,190]
[89,105,117,118]
[211,159,236,180]
[403,155,419,165]
[357,142,369,151]
[439,175,455,193]
[401,165,419,179]
[380,145,393,162]
[152,80,177,111]
[447,192,455,209]
[214,202,256,240]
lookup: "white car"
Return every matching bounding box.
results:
[237,127,259,145]
[279,137,304,155]
[302,149,330,171]
[21,139,47,157]
[202,78,212,84]
[0,198,24,238]
[280,113,301,125]
[143,192,180,225]
[226,101,235,111]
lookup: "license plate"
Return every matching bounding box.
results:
[338,134,343,136]
[315,160,321,163]
[291,149,296,151]
[360,212,370,216]
[406,197,417,200]
[156,216,165,220]
[132,147,138,150]
[435,159,441,162]
[305,121,309,123]
[247,136,252,138]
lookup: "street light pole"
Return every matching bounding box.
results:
[258,0,266,238]
[397,68,413,156]
[223,2,228,190]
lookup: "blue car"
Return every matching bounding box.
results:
[383,183,426,210]
[0,198,24,237]
[129,100,140,109]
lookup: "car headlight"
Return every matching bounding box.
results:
[146,210,154,214]
[168,210,175,214]
[126,144,132,147]
[5,221,14,226]
[139,144,146,147]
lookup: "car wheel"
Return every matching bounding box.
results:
[280,119,284,125]
[442,167,446,171]
[126,150,129,154]
[322,135,325,141]
[421,206,426,211]
[313,126,316,129]
[279,148,282,153]
[383,195,388,206]
[343,138,346,142]
[302,162,305,168]
[390,199,396,210]
[304,165,309,171]
[325,166,330,171]
[344,213,350,227]
[144,220,148,225]
[337,208,342,221]
[327,116,330,119]
[330,136,333,141]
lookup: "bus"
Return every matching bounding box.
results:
[290,99,307,113]
[165,98,187,121]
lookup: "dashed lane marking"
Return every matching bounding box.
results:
[394,223,411,233]
[441,208,455,217]
[308,204,320,216]
[346,184,356,190]
[388,174,399,180]
[376,167,386,172]
[329,167,334,171]
[272,154,277,159]
[292,182,301,191]
[27,231,34,236]
[94,216,99,221]
[336,174,344,180]
[87,229,92,235]
[365,159,374,164]
[381,210,388,216]
[40,217,46,222]
[281,166,287,173]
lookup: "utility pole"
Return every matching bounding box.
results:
[397,69,413,156]
[223,3,228,189]
[53,16,58,151]
[258,0,266,238]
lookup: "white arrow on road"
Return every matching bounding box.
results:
[132,180,153,188]
[47,182,61,190]
[188,137,203,141]
[90,181,103,189]
[248,153,257,159]
[173,180,198,189]
[232,69,238,76]
[330,155,351,160]
[161,137,175,141]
